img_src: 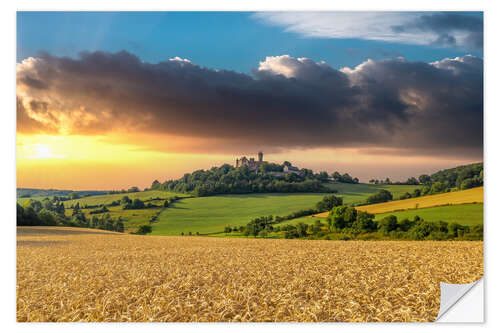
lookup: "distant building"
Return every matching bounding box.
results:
[283,165,301,175]
[235,151,265,170]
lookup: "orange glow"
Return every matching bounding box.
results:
[16,133,479,191]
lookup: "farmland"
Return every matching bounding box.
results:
[151,193,327,235]
[277,203,483,230]
[17,226,483,322]
[62,190,189,207]
[375,203,483,226]
[314,186,483,217]
[323,182,421,204]
[150,183,421,235]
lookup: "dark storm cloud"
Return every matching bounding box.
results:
[391,12,483,50]
[16,51,483,158]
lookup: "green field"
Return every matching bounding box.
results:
[17,196,49,205]
[66,204,165,232]
[151,193,331,235]
[374,203,483,226]
[325,182,421,205]
[19,183,422,236]
[62,190,189,207]
[276,203,483,230]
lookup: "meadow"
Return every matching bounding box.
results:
[374,203,483,226]
[324,182,421,203]
[151,193,327,235]
[17,226,483,322]
[62,190,189,207]
[150,183,422,235]
[275,203,483,230]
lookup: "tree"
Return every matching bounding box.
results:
[406,177,419,185]
[29,200,43,213]
[351,211,376,234]
[366,190,393,204]
[127,186,140,193]
[132,198,145,209]
[317,171,329,182]
[296,222,308,237]
[151,180,161,189]
[378,215,398,235]
[430,181,447,194]
[316,194,343,212]
[114,217,125,232]
[136,224,152,234]
[332,171,341,182]
[72,202,81,215]
[258,229,268,238]
[38,209,57,226]
[418,174,431,184]
[121,196,132,205]
[328,206,357,231]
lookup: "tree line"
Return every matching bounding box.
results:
[149,163,339,197]
[369,163,483,191]
[17,198,124,232]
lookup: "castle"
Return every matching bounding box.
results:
[235,151,265,170]
[235,152,303,175]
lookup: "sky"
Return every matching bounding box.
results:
[16,11,484,190]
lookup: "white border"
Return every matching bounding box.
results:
[2,1,499,332]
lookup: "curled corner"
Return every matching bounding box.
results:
[435,278,484,322]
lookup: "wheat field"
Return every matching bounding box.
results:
[314,186,484,217]
[17,227,483,322]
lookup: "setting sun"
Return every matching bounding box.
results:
[33,145,54,159]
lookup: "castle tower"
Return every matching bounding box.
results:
[258,151,263,162]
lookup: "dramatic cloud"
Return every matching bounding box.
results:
[253,12,483,50]
[16,51,483,159]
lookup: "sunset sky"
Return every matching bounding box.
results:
[17,12,483,190]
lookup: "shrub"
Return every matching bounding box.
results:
[366,189,393,204]
[316,194,343,212]
[258,229,268,238]
[135,224,152,235]
[284,227,299,239]
[351,211,377,234]
[378,215,398,235]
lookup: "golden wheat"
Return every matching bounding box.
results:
[17,226,483,322]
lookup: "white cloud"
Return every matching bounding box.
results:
[252,12,482,49]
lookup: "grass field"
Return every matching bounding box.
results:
[62,190,189,207]
[66,205,164,232]
[151,193,328,235]
[18,184,422,235]
[17,226,483,322]
[374,203,483,226]
[325,182,421,205]
[150,183,422,235]
[279,203,483,229]
[17,196,49,205]
[314,186,483,217]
